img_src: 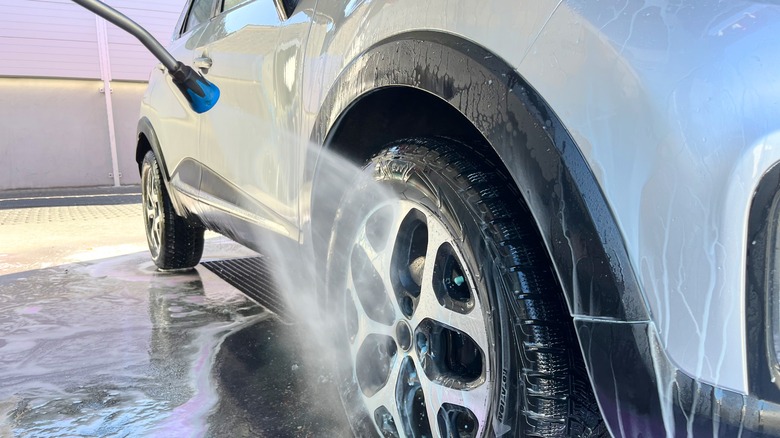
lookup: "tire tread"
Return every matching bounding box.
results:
[375,137,606,437]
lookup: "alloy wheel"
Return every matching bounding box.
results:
[344,200,491,438]
[143,164,163,259]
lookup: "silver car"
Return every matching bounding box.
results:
[136,0,780,436]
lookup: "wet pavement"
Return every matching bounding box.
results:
[0,188,351,437]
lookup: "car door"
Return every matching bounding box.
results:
[151,0,217,196]
[196,0,305,240]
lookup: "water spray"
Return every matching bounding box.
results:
[72,0,220,114]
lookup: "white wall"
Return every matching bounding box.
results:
[0,0,185,190]
[0,0,184,81]
[105,2,185,81]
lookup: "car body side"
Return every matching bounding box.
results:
[138,0,780,435]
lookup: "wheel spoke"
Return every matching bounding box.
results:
[363,357,404,427]
[419,370,491,437]
[350,293,395,342]
[418,212,452,291]
[349,243,397,325]
[413,218,489,354]
[346,276,394,355]
[355,227,396,298]
[352,203,409,321]
[360,202,406,266]
[415,290,488,355]
[144,174,155,217]
[357,203,407,273]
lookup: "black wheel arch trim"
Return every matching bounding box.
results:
[137,117,186,214]
[747,162,780,403]
[309,30,648,322]
[137,117,166,178]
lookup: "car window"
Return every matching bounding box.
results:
[217,0,297,19]
[279,0,299,17]
[183,0,216,34]
[222,0,252,13]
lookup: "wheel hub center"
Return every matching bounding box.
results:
[395,320,412,351]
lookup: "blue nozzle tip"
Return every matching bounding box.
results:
[187,81,220,114]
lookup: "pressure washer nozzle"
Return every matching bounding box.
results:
[171,63,220,114]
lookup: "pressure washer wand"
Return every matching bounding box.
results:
[71,0,219,113]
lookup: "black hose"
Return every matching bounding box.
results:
[71,0,178,72]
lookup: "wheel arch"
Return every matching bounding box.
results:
[136,117,186,214]
[308,31,648,323]
[323,86,487,170]
[136,117,165,178]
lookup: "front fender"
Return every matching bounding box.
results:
[136,117,187,215]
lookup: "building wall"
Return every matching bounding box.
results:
[0,0,183,81]
[0,78,147,189]
[0,0,184,190]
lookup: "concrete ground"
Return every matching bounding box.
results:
[0,186,147,275]
[0,187,351,437]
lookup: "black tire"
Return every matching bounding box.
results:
[326,137,606,437]
[141,150,204,270]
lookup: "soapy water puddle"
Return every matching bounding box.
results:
[0,245,350,437]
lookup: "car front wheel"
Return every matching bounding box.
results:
[327,137,606,437]
[141,150,204,270]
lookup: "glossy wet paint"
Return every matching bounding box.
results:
[0,243,350,437]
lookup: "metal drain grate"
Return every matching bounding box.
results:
[201,256,291,321]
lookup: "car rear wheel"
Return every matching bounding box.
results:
[141,150,204,270]
[326,138,606,437]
